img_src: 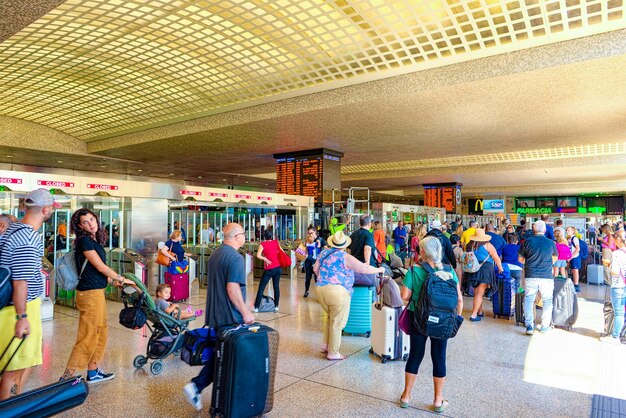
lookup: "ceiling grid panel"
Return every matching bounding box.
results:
[0,0,624,141]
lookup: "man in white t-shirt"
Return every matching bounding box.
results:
[199,222,214,244]
[603,229,626,344]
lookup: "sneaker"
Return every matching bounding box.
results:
[183,382,202,411]
[303,291,309,298]
[87,369,115,384]
[539,326,551,333]
[469,316,481,322]
[525,326,534,335]
[574,285,581,293]
[274,307,279,313]
[253,308,259,313]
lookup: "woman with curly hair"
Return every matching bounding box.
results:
[61,208,133,383]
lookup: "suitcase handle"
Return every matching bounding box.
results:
[0,335,26,376]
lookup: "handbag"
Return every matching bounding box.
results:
[277,246,291,269]
[398,307,411,334]
[156,243,176,267]
[119,295,147,330]
[294,243,307,262]
[168,260,189,274]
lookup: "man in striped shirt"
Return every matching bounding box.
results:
[0,188,60,400]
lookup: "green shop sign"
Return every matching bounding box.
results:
[516,207,552,214]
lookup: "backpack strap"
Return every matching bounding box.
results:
[318,248,339,267]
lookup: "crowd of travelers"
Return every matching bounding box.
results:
[1,192,624,416]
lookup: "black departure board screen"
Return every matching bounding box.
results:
[276,156,323,201]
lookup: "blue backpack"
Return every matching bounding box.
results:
[578,239,589,259]
[414,263,463,339]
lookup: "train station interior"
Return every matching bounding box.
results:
[1,1,625,417]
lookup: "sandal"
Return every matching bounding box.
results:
[400,397,411,408]
[434,400,449,413]
[326,354,346,361]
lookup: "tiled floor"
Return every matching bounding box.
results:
[26,275,625,417]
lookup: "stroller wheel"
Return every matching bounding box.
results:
[150,360,163,375]
[133,355,147,368]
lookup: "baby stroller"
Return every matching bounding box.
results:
[119,273,194,375]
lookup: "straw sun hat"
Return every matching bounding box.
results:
[470,228,492,242]
[327,230,351,249]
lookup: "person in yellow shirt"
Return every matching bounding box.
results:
[461,221,477,247]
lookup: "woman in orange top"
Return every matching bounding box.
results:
[373,221,386,263]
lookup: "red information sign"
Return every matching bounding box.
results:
[208,192,229,198]
[37,180,74,188]
[257,196,272,201]
[0,177,22,185]
[180,190,202,196]
[87,183,119,191]
[235,194,251,200]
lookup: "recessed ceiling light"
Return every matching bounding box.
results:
[137,169,143,172]
[100,165,106,168]
[264,183,268,186]
[245,181,248,184]
[57,160,63,163]
[6,155,14,158]
[198,176,203,179]
[222,179,227,181]
[169,173,175,176]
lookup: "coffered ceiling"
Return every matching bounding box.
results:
[0,0,625,197]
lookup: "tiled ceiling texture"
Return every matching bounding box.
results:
[1,0,624,142]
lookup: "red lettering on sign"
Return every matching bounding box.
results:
[235,194,251,199]
[37,180,74,188]
[257,196,272,201]
[0,178,22,184]
[87,184,119,191]
[180,190,202,196]
[207,192,229,198]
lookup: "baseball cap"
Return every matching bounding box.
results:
[431,220,442,229]
[24,188,62,208]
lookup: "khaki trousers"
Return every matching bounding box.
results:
[316,284,351,355]
[67,289,108,370]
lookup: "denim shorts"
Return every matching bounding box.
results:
[554,259,567,268]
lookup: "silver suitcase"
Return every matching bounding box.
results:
[586,264,604,285]
[370,304,409,363]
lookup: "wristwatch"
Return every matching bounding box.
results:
[15,313,27,320]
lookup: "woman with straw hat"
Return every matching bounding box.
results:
[313,230,385,360]
[465,228,503,322]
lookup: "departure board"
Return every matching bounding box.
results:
[275,156,323,201]
[423,183,462,213]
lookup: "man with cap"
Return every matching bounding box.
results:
[426,220,456,269]
[518,220,558,335]
[0,188,60,400]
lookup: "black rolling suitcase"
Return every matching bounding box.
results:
[0,337,89,417]
[515,291,525,326]
[210,324,279,418]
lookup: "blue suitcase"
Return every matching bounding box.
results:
[492,267,515,319]
[343,286,374,337]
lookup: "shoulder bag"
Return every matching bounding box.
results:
[156,243,176,267]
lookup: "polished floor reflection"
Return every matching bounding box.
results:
[27,274,624,417]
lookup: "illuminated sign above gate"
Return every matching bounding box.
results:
[516,207,551,214]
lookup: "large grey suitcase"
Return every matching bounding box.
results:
[552,277,578,331]
[587,264,604,285]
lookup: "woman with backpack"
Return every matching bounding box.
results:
[465,228,504,322]
[399,236,463,413]
[566,226,582,293]
[60,208,133,383]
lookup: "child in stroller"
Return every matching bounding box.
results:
[155,283,203,320]
[120,273,197,375]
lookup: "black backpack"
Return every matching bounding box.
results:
[414,263,463,339]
